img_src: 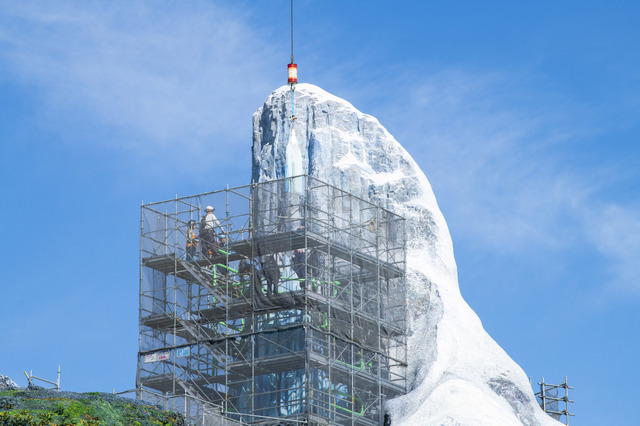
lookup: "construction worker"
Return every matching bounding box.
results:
[261,254,280,296]
[293,247,323,292]
[238,258,253,295]
[239,257,265,299]
[292,248,306,286]
[186,220,198,261]
[199,206,225,260]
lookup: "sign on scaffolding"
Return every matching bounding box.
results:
[143,353,158,363]
[144,351,171,363]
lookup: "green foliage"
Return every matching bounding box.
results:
[0,389,188,426]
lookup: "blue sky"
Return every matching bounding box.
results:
[1,1,638,424]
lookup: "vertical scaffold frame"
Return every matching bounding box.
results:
[536,377,574,425]
[137,175,407,425]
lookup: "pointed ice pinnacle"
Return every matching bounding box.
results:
[285,121,304,194]
[252,84,561,425]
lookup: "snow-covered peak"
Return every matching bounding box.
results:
[267,83,360,109]
[252,85,560,425]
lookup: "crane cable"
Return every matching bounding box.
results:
[289,0,297,119]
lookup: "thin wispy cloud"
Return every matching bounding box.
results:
[0,1,279,171]
[584,203,640,294]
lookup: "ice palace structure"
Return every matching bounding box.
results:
[137,84,561,425]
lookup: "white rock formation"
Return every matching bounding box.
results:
[0,374,19,389]
[252,84,560,425]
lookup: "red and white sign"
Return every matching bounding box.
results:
[144,351,171,363]
[143,353,158,363]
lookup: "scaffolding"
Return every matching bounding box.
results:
[535,377,574,425]
[137,175,407,425]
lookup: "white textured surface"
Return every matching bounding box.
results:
[0,374,19,388]
[252,84,560,425]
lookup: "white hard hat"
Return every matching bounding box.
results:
[205,206,214,212]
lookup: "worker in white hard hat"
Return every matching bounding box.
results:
[199,205,226,260]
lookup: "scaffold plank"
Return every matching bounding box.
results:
[140,289,403,339]
[142,230,403,280]
[141,350,402,396]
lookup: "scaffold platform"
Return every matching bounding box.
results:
[142,229,403,280]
